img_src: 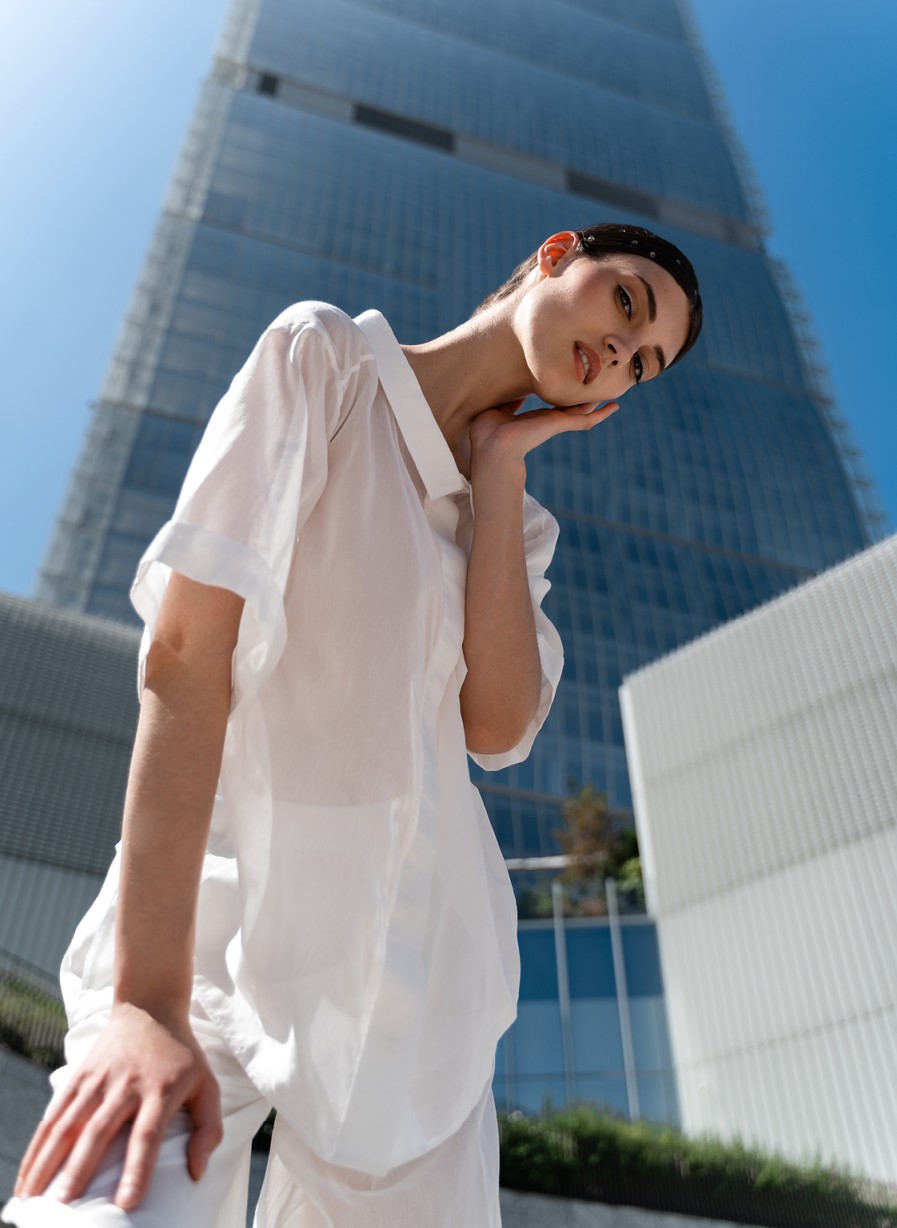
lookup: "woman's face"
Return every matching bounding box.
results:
[514,232,692,406]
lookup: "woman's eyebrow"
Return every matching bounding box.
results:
[654,344,667,373]
[637,275,657,322]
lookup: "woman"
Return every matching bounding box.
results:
[7,224,701,1227]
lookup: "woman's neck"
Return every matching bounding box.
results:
[401,309,532,474]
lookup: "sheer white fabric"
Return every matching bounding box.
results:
[61,304,563,1182]
[2,1004,501,1227]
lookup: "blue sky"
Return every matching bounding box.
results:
[2,0,895,599]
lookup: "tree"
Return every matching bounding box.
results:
[553,784,618,886]
[550,785,645,915]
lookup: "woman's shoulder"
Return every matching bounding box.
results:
[267,301,366,345]
[263,301,375,380]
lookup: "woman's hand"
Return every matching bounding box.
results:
[468,396,619,469]
[14,1002,223,1211]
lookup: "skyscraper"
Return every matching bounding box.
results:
[37,0,876,812]
[33,0,878,1112]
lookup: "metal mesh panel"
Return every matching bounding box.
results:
[0,595,139,876]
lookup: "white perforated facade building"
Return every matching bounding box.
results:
[620,534,897,1185]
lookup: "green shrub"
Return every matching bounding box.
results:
[0,978,67,1069]
[498,1107,897,1227]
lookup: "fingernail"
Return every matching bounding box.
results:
[196,1153,209,1181]
[54,1185,71,1203]
[117,1183,139,1209]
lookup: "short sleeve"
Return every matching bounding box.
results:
[130,303,352,707]
[468,491,564,771]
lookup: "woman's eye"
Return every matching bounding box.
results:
[633,352,644,384]
[618,286,633,319]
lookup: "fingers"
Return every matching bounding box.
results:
[114,1065,223,1209]
[51,1092,138,1203]
[15,1075,105,1198]
[33,1076,220,1211]
[575,399,619,420]
[15,1080,78,1192]
[15,1111,60,1196]
[586,400,620,426]
[114,1096,169,1211]
[576,400,619,429]
[185,1075,224,1183]
[543,400,620,435]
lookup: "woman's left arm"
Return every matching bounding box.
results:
[460,398,618,754]
[460,444,541,754]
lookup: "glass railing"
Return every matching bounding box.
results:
[506,861,647,920]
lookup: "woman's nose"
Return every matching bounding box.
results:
[605,336,632,366]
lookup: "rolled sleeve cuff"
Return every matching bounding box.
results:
[130,520,287,709]
[468,608,563,772]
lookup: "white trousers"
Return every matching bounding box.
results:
[2,1006,502,1227]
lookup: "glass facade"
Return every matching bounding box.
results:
[36,0,878,1122]
[499,914,679,1124]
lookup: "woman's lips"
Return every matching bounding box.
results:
[575,342,601,386]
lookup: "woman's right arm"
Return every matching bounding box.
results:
[14,572,245,1212]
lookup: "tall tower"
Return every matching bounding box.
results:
[38,0,875,825]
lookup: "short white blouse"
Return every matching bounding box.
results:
[62,303,564,1176]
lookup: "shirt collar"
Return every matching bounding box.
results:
[354,310,469,501]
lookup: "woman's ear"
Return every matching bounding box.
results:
[536,231,579,275]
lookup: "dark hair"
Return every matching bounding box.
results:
[475,222,703,367]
